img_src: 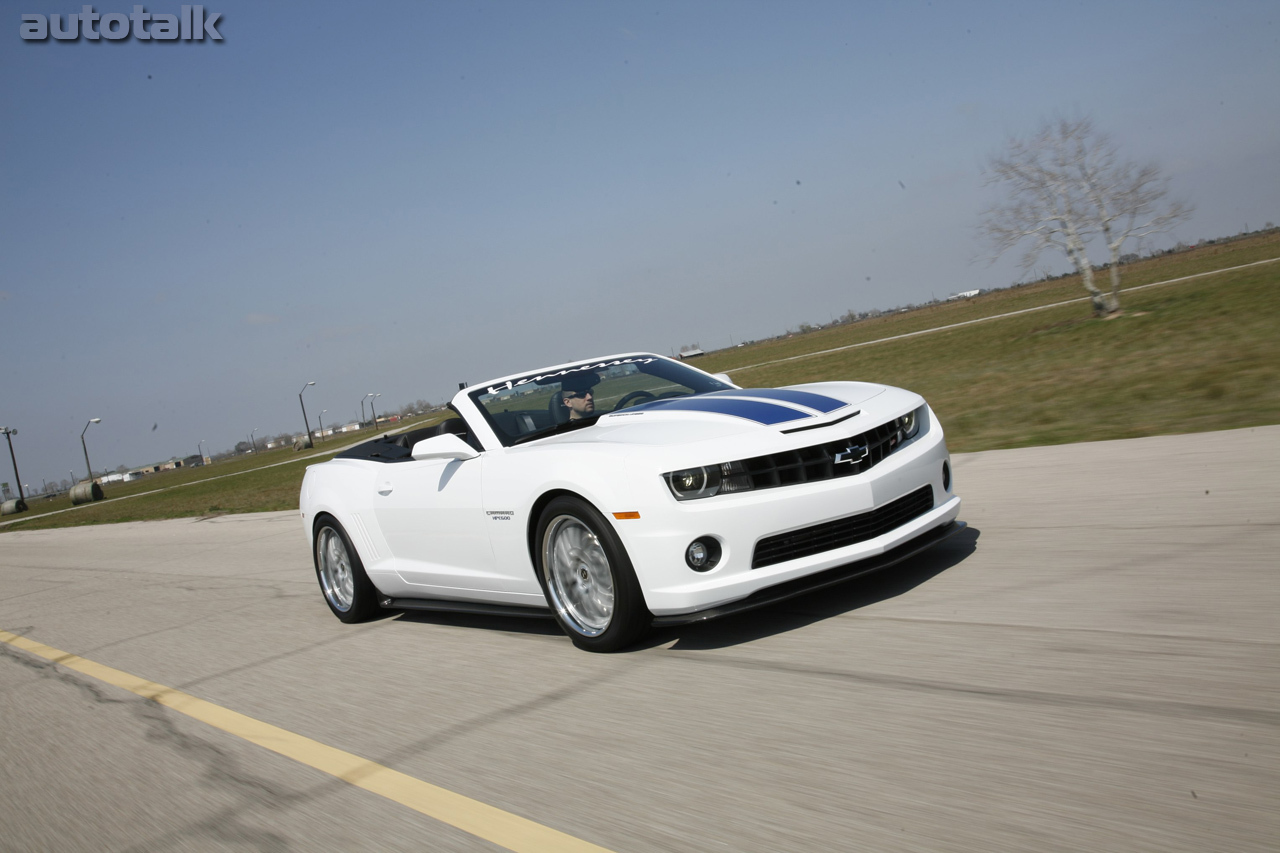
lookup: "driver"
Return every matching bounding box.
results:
[559,371,599,420]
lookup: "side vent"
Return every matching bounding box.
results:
[350,513,381,562]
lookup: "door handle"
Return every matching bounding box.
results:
[377,480,393,496]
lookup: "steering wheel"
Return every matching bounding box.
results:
[615,390,657,410]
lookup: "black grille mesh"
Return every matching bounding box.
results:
[752,485,935,569]
[740,419,904,490]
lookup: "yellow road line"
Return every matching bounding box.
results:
[0,628,616,853]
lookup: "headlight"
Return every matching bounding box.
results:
[663,461,753,501]
[666,466,720,499]
[897,406,924,442]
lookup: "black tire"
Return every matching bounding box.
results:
[313,516,381,623]
[535,496,650,652]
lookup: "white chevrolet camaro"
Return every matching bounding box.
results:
[300,353,963,651]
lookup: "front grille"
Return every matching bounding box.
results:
[740,419,904,490]
[752,485,935,569]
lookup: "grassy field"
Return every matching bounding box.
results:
[2,415,445,532]
[702,234,1280,451]
[4,232,1277,532]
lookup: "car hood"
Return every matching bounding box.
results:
[537,383,890,448]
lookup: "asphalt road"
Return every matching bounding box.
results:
[1,426,1276,852]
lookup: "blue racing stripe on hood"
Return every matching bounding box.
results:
[631,396,810,425]
[706,388,847,413]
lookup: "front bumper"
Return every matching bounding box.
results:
[651,519,965,626]
[618,413,960,615]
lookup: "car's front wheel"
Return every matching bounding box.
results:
[313,516,380,623]
[536,496,649,652]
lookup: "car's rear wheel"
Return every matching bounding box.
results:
[314,517,380,623]
[536,496,649,652]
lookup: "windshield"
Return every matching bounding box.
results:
[469,355,731,446]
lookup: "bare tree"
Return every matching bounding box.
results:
[1076,135,1193,311]
[982,117,1191,314]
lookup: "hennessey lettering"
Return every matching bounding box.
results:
[486,357,656,395]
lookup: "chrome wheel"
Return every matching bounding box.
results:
[317,526,355,613]
[542,514,615,636]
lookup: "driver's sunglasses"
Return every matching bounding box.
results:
[562,390,593,399]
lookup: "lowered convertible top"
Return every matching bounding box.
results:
[335,418,472,463]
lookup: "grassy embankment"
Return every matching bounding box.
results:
[697,231,1280,451]
[3,415,445,531]
[5,231,1277,531]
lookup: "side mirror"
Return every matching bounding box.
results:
[711,373,737,387]
[411,433,479,461]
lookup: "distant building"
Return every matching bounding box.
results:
[677,345,705,359]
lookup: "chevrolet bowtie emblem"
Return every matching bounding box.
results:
[834,444,869,465]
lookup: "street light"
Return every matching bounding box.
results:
[81,418,101,482]
[1,427,27,510]
[299,381,316,446]
[319,410,327,442]
[369,393,382,432]
[361,393,374,426]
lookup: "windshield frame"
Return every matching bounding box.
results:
[466,354,730,448]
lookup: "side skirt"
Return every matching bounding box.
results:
[379,596,554,620]
[651,520,966,627]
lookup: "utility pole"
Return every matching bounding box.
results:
[299,381,316,446]
[81,418,101,482]
[2,427,27,511]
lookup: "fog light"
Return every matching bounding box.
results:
[685,537,722,572]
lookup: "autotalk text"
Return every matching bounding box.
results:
[21,5,222,41]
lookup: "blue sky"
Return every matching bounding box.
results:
[2,0,1277,488]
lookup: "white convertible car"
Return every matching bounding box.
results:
[301,353,963,651]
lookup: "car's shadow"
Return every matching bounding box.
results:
[387,525,980,650]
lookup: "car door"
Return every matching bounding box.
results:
[372,455,505,596]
